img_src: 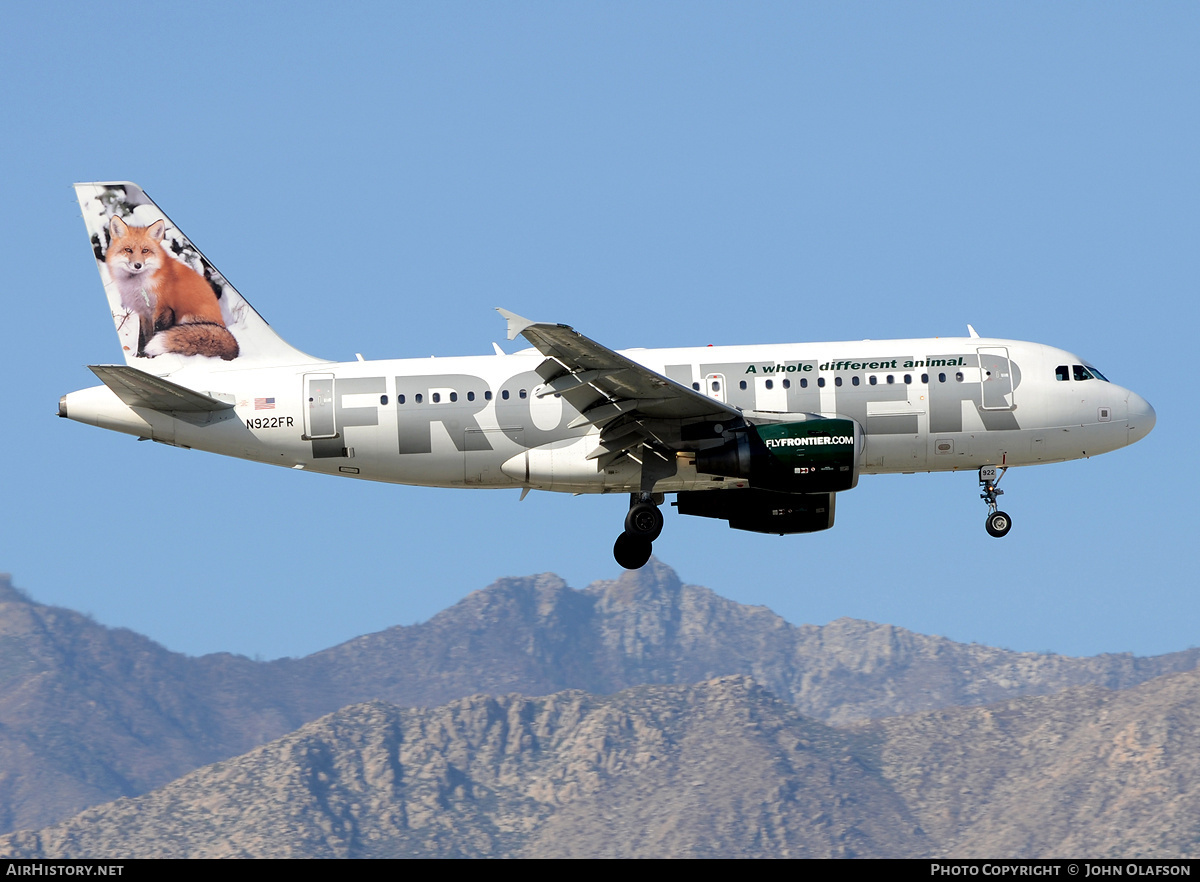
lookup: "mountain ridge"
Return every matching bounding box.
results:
[0,678,928,858]
[6,666,1200,858]
[0,562,1195,837]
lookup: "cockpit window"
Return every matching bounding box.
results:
[1073,365,1095,382]
[1056,365,1069,382]
[1085,364,1109,382]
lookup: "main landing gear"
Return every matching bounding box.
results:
[979,466,1012,538]
[613,493,664,569]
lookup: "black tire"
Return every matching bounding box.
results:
[985,511,1012,538]
[624,502,664,541]
[613,531,653,569]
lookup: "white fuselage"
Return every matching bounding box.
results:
[61,336,1154,495]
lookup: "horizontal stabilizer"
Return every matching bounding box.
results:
[89,365,234,413]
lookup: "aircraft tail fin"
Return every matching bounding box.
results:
[74,182,325,369]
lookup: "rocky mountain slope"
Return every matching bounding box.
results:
[868,665,1200,857]
[0,562,1195,837]
[6,668,1200,858]
[0,678,927,858]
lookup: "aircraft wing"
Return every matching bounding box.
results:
[498,309,743,468]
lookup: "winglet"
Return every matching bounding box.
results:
[967,324,981,339]
[496,308,537,341]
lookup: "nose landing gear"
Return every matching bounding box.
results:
[613,493,663,569]
[979,466,1012,537]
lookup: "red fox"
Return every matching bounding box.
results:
[105,217,239,360]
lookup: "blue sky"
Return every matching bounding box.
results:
[2,3,1195,661]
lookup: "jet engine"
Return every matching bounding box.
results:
[694,417,863,494]
[675,489,836,535]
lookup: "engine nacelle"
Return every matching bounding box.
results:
[675,489,836,535]
[695,417,863,494]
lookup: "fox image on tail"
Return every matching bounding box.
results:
[105,216,240,361]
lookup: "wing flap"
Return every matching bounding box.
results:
[567,398,641,430]
[536,368,629,398]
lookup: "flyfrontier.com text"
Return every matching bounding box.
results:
[765,436,854,448]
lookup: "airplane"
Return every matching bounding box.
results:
[60,182,1156,570]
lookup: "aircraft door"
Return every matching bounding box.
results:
[977,347,1016,411]
[303,373,338,439]
[704,373,727,403]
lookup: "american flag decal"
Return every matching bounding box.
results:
[255,397,276,410]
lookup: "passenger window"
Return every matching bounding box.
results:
[886,375,895,384]
[739,380,747,390]
[817,377,826,388]
[380,395,388,405]
[711,381,720,392]
[869,376,877,386]
[432,392,441,403]
[398,394,405,405]
[782,379,790,389]
[450,392,458,402]
[921,373,928,384]
[852,376,860,386]
[800,378,808,388]
[938,373,946,383]
[415,393,423,403]
[955,372,964,382]
[834,376,842,387]
[765,379,773,390]
[904,374,911,384]
[467,391,475,402]
[693,382,700,391]
[484,391,492,401]
[502,390,510,400]
[519,389,527,399]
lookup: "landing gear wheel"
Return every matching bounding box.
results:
[613,532,653,570]
[979,467,1012,538]
[624,502,664,541]
[985,511,1012,538]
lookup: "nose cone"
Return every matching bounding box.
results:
[1127,391,1156,444]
